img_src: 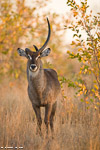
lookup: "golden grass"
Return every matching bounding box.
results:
[0,79,100,150]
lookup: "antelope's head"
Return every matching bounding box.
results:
[17,18,51,72]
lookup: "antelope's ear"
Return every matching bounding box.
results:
[17,48,28,58]
[40,48,51,57]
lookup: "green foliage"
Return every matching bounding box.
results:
[66,0,100,107]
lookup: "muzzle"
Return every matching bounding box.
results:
[30,64,37,72]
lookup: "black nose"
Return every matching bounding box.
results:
[30,64,36,70]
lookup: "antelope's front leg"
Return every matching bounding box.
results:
[44,104,52,135]
[32,104,42,135]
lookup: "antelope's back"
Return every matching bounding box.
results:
[44,69,61,98]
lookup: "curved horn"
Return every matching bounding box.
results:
[38,18,51,53]
[33,45,39,51]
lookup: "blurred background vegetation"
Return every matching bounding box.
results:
[0,0,100,149]
[0,0,68,80]
[1,0,100,107]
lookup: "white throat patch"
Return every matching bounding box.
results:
[29,68,39,78]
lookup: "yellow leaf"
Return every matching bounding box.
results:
[94,106,98,110]
[80,91,83,95]
[15,72,19,79]
[86,101,89,104]
[75,81,78,85]
[98,52,100,58]
[92,89,95,93]
[84,90,87,94]
[84,69,87,73]
[73,11,78,17]
[78,48,83,51]
[93,80,96,83]
[82,85,86,91]
[79,70,82,74]
[67,50,70,54]
[89,70,91,74]
[83,60,86,64]
[77,91,83,96]
[94,84,98,90]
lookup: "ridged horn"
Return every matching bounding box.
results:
[33,45,39,51]
[38,18,51,53]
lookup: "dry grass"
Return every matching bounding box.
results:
[0,79,100,150]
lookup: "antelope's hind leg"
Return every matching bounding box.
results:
[44,104,52,135]
[50,101,57,133]
[32,104,42,135]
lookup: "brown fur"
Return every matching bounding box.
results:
[27,58,61,134]
[17,18,61,135]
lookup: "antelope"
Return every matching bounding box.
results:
[17,18,61,135]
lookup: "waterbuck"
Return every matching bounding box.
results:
[17,18,61,134]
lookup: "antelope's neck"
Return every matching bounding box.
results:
[27,63,46,92]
